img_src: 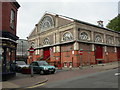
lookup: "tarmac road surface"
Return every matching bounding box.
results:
[39,68,119,88]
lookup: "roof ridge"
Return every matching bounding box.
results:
[58,14,120,34]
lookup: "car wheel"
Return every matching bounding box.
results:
[51,70,56,74]
[40,70,44,75]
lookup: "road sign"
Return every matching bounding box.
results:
[29,47,34,53]
[79,50,83,55]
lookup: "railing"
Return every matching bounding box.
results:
[45,56,50,61]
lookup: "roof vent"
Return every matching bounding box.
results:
[97,20,103,27]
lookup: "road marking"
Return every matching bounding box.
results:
[27,83,46,88]
[115,73,120,76]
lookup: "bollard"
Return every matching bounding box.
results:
[69,66,72,70]
[31,65,34,77]
[79,65,82,69]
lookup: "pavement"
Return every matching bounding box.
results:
[1,73,48,88]
[1,61,119,89]
[61,61,119,71]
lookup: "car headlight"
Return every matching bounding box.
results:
[44,67,48,70]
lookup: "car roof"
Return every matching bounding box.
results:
[32,61,46,63]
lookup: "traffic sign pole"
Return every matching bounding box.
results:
[88,52,90,66]
[80,55,83,69]
[28,46,34,77]
[78,50,83,69]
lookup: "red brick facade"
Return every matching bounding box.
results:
[27,43,119,67]
[1,2,18,35]
[27,13,120,67]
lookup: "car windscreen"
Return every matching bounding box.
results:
[38,61,49,66]
[16,61,26,65]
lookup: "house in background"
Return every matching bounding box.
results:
[16,39,29,63]
[27,12,120,67]
[0,0,20,81]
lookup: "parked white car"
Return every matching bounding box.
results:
[15,61,29,72]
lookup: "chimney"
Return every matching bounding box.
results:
[55,14,59,27]
[97,20,103,27]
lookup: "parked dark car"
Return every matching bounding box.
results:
[15,61,29,72]
[30,61,56,74]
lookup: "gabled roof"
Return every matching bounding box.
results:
[28,12,120,39]
[58,14,120,34]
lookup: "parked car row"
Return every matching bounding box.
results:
[14,60,56,75]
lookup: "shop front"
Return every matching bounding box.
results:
[1,39,17,81]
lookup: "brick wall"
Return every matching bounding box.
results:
[2,2,18,35]
[105,46,117,62]
[27,44,118,67]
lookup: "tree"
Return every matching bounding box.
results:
[106,14,120,32]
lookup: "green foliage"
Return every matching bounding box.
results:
[106,14,120,32]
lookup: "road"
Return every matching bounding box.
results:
[40,68,119,88]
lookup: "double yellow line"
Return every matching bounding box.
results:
[26,77,48,88]
[27,83,46,88]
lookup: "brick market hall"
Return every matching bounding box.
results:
[27,12,120,68]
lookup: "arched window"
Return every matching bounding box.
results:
[79,32,89,40]
[95,35,102,42]
[62,32,73,41]
[107,37,113,44]
[40,15,54,31]
[43,38,50,45]
[31,42,35,47]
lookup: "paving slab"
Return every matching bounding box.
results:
[2,73,47,88]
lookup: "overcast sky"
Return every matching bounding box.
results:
[16,0,119,39]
